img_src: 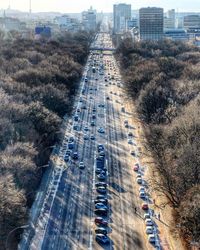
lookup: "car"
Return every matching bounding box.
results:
[91,121,95,126]
[95,203,108,210]
[96,168,106,174]
[148,234,156,244]
[77,108,81,113]
[133,164,139,171]
[99,151,105,157]
[65,150,71,156]
[83,134,89,140]
[92,114,96,119]
[137,174,142,178]
[95,182,107,188]
[139,191,146,199]
[95,208,108,216]
[98,104,105,108]
[130,150,136,156]
[85,78,88,82]
[97,144,104,152]
[144,212,151,220]
[84,126,89,131]
[97,173,106,180]
[121,107,125,112]
[95,227,107,235]
[79,162,85,169]
[73,124,79,131]
[92,108,96,112]
[72,152,78,160]
[64,155,70,162]
[137,177,143,184]
[145,218,153,226]
[96,194,107,200]
[95,234,109,244]
[68,136,74,143]
[94,217,108,226]
[128,139,133,144]
[74,115,79,121]
[146,226,154,235]
[142,203,149,210]
[94,199,108,205]
[96,187,107,194]
[106,96,110,100]
[125,124,129,128]
[128,132,133,137]
[68,143,74,150]
[90,134,95,140]
[139,187,145,193]
[98,127,105,133]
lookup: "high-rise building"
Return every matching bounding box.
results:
[82,6,97,31]
[113,4,131,33]
[164,9,176,30]
[139,7,164,40]
[183,15,200,29]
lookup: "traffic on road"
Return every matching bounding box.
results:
[20,32,162,250]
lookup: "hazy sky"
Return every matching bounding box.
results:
[1,0,200,13]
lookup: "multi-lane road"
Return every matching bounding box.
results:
[20,33,158,250]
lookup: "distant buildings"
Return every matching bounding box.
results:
[35,26,51,39]
[164,29,189,41]
[164,9,176,30]
[54,15,81,32]
[113,3,131,33]
[183,15,200,29]
[139,7,164,40]
[82,7,97,31]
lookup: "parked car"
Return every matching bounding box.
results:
[96,234,109,244]
[142,203,149,210]
[95,227,107,235]
[94,217,108,226]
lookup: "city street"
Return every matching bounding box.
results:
[20,33,155,250]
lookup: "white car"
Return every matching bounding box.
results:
[79,162,85,169]
[139,191,146,199]
[145,218,153,226]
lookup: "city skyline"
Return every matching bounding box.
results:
[1,0,200,13]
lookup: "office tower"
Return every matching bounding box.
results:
[183,15,200,29]
[113,3,131,33]
[139,7,164,40]
[164,9,175,29]
[82,6,97,31]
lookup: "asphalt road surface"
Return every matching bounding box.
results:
[21,33,155,250]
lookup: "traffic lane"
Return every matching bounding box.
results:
[107,98,145,250]
[41,64,95,248]
[59,70,99,248]
[110,74,153,250]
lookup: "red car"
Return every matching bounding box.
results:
[133,164,139,171]
[95,217,108,226]
[142,203,149,210]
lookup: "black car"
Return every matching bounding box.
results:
[95,228,107,235]
[94,199,108,205]
[96,194,107,200]
[96,234,109,244]
[95,182,107,188]
[94,208,108,216]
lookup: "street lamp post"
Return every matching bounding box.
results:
[6,225,29,250]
